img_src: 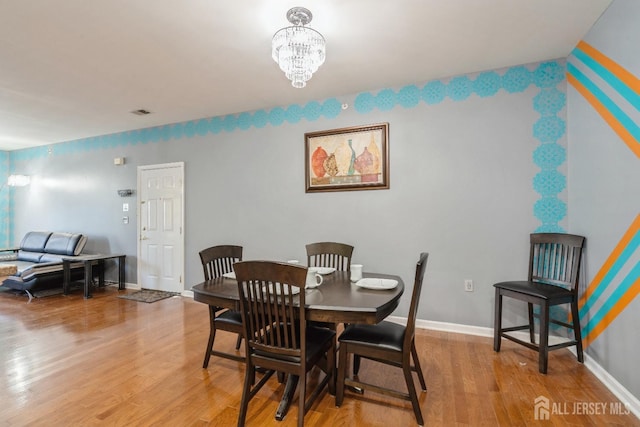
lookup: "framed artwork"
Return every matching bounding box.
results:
[305,123,389,193]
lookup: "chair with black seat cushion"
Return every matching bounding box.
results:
[493,233,586,374]
[199,245,244,368]
[234,260,336,427]
[306,242,354,272]
[336,252,429,426]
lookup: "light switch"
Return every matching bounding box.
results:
[123,203,129,212]
[122,216,129,224]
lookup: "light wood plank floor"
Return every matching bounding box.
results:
[0,285,637,426]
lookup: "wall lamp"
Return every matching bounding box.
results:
[7,174,31,187]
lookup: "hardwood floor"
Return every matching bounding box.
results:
[0,285,637,426]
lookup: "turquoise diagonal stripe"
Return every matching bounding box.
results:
[572,48,640,111]
[582,261,640,337]
[580,230,640,318]
[567,62,640,143]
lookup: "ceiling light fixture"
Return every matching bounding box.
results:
[271,7,326,88]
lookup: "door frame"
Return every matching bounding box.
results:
[136,162,185,294]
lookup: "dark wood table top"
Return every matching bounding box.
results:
[192,270,404,325]
[61,253,126,262]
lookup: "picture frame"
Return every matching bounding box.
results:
[305,123,389,193]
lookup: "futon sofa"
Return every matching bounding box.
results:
[0,231,91,294]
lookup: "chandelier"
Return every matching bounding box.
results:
[271,7,326,88]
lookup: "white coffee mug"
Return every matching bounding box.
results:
[351,264,363,282]
[306,267,324,289]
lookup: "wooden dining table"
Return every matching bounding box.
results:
[191,269,405,420]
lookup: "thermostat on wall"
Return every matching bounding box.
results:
[117,189,133,197]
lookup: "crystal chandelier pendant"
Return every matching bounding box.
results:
[272,7,326,88]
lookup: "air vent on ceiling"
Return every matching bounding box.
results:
[131,109,152,115]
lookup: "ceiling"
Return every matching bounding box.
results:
[0,0,612,151]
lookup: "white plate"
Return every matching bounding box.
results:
[222,271,236,279]
[262,284,301,296]
[313,267,336,275]
[355,278,398,290]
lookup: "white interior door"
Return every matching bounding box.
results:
[137,162,184,293]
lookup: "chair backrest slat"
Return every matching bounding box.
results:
[306,242,354,272]
[528,233,584,291]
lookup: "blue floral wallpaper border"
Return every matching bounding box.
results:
[355,61,567,232]
[6,60,567,243]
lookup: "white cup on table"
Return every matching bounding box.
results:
[350,264,363,282]
[305,267,324,289]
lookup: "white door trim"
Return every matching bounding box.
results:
[136,162,185,294]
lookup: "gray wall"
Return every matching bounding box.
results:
[0,151,9,244]
[7,61,558,329]
[567,0,640,400]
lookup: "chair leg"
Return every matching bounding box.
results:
[203,306,217,368]
[237,361,253,427]
[249,364,256,386]
[402,354,424,426]
[493,289,502,352]
[571,301,584,363]
[411,341,427,391]
[353,355,361,375]
[298,374,306,427]
[538,303,550,374]
[235,334,243,350]
[327,339,336,396]
[336,343,348,406]
[528,303,536,344]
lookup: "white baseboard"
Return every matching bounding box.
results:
[417,318,494,337]
[387,316,639,419]
[582,353,640,419]
[104,281,139,290]
[182,289,193,298]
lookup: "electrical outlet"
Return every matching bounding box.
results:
[464,279,473,292]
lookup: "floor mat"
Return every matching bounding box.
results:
[118,289,180,303]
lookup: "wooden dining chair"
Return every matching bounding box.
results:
[306,241,354,272]
[493,233,586,374]
[306,241,355,332]
[234,260,336,427]
[199,245,244,368]
[336,252,429,426]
